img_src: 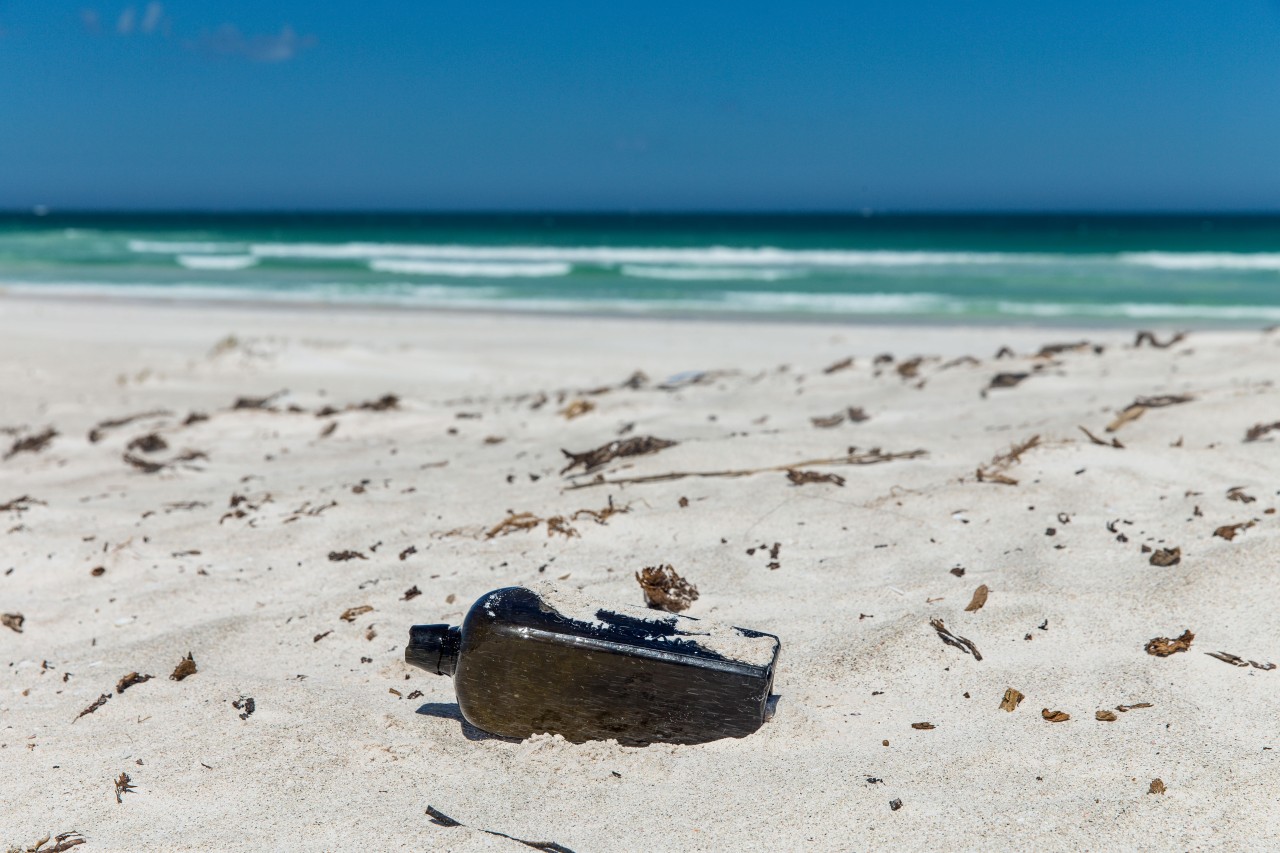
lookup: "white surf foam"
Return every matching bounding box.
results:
[1120,252,1280,271]
[620,265,803,281]
[177,255,260,271]
[248,242,1041,267]
[369,259,571,278]
[129,239,245,254]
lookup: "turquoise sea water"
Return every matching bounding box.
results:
[2,213,1279,324]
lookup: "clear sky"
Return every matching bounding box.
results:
[1,1,1279,211]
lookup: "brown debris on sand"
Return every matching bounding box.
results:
[126,433,168,454]
[1213,522,1254,541]
[1041,709,1070,723]
[1106,394,1194,432]
[0,494,45,513]
[1134,331,1186,349]
[1206,651,1276,670]
[2,612,24,633]
[636,565,700,613]
[964,585,989,612]
[1244,421,1280,442]
[1149,547,1181,567]
[170,652,197,681]
[5,427,57,460]
[910,722,935,730]
[1145,630,1194,657]
[786,469,846,487]
[976,434,1040,486]
[88,409,171,443]
[1078,426,1123,448]
[113,772,136,804]
[15,831,86,851]
[1148,779,1166,794]
[823,357,853,374]
[328,550,366,561]
[116,672,153,694]
[340,605,374,622]
[569,447,926,489]
[559,399,595,420]
[560,436,679,474]
[930,618,982,661]
[486,512,541,539]
[74,693,111,722]
[999,688,1024,711]
[811,407,870,428]
[988,372,1029,389]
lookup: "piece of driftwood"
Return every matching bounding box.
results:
[567,447,926,489]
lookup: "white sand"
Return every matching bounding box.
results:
[2,295,1278,851]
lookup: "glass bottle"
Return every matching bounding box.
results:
[406,583,780,745]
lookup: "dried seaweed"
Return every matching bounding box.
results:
[328,550,366,561]
[1145,629,1194,657]
[232,696,255,720]
[889,798,903,811]
[545,516,579,539]
[5,427,57,460]
[1149,547,1181,567]
[896,357,924,379]
[340,605,374,622]
[571,497,629,524]
[976,434,1040,486]
[1148,779,1166,795]
[1226,486,1255,503]
[1213,522,1254,541]
[1206,650,1275,670]
[1134,331,1185,349]
[964,584,989,612]
[930,618,982,661]
[486,512,541,539]
[560,436,678,474]
[1095,710,1117,722]
[116,672,153,694]
[426,805,577,853]
[123,448,207,474]
[402,585,421,601]
[1244,421,1280,442]
[1106,394,1194,432]
[125,433,168,454]
[399,545,418,561]
[74,693,111,722]
[113,772,135,804]
[1116,703,1153,712]
[999,688,1024,711]
[1037,341,1092,357]
[2,612,24,633]
[988,372,1029,389]
[910,721,935,730]
[786,469,846,487]
[811,407,869,428]
[88,409,171,443]
[0,495,45,513]
[16,831,86,852]
[569,447,927,489]
[1078,426,1123,448]
[1041,709,1070,723]
[636,565,699,613]
[232,391,286,411]
[170,652,197,681]
[823,357,853,374]
[559,399,594,420]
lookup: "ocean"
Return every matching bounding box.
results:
[2,212,1279,324]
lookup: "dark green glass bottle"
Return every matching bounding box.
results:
[406,583,781,745]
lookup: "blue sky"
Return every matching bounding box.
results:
[1,1,1278,211]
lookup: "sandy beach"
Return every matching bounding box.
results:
[2,295,1278,852]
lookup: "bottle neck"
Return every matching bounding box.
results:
[405,624,461,676]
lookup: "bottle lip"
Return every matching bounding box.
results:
[405,624,461,676]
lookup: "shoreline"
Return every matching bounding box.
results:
[0,287,1259,333]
